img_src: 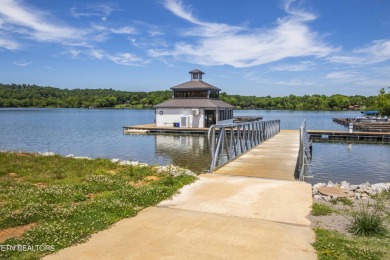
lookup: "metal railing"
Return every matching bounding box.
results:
[208,120,280,172]
[298,120,312,180]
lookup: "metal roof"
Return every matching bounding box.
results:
[189,69,204,74]
[170,81,221,91]
[153,99,234,109]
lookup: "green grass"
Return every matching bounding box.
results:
[331,197,353,206]
[313,228,386,260]
[311,203,334,216]
[0,152,196,259]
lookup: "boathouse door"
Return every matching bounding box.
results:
[205,110,216,127]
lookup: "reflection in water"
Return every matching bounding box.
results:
[348,143,352,152]
[154,134,210,173]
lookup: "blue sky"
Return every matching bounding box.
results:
[1,0,390,96]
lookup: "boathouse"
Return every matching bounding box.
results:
[153,69,234,128]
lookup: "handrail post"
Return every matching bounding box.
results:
[298,120,311,181]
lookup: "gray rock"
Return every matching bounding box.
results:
[313,195,322,200]
[341,181,350,189]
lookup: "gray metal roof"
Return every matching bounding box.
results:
[189,69,204,74]
[153,99,234,109]
[170,81,221,91]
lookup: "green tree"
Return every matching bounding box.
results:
[376,88,390,115]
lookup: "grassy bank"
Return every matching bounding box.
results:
[0,152,196,259]
[311,192,390,260]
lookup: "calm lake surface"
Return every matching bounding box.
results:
[0,108,389,184]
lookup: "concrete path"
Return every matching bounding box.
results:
[45,131,316,260]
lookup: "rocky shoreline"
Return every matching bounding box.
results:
[312,181,390,202]
[38,151,197,177]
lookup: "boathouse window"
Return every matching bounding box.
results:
[174,91,208,98]
[218,109,233,121]
[209,91,219,99]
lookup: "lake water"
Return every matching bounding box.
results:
[0,108,389,184]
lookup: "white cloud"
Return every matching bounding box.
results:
[79,48,148,66]
[163,0,242,37]
[92,24,136,35]
[70,4,115,20]
[153,0,336,68]
[13,60,31,66]
[0,0,87,44]
[0,36,19,49]
[355,40,390,63]
[107,53,147,66]
[326,55,364,65]
[271,61,315,71]
[325,71,358,80]
[328,39,390,65]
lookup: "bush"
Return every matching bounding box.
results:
[349,203,387,237]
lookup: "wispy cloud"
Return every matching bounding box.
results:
[0,0,149,66]
[92,24,136,35]
[164,0,243,37]
[325,71,359,81]
[0,35,20,49]
[328,39,390,65]
[150,0,336,68]
[354,40,390,63]
[70,4,115,21]
[0,0,87,44]
[70,48,148,66]
[13,60,31,66]
[271,61,315,71]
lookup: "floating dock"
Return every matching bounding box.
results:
[308,130,390,142]
[123,124,209,134]
[333,117,390,132]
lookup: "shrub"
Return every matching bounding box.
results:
[349,203,387,237]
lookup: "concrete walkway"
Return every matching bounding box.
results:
[45,131,316,260]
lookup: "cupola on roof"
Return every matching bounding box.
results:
[170,69,221,91]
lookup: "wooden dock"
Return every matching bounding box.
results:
[214,130,300,180]
[308,130,390,142]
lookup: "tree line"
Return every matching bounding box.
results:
[0,84,171,108]
[0,83,389,114]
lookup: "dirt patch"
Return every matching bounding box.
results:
[8,173,18,177]
[128,181,144,187]
[128,176,160,187]
[144,176,160,181]
[33,182,47,189]
[0,223,38,243]
[106,170,117,175]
